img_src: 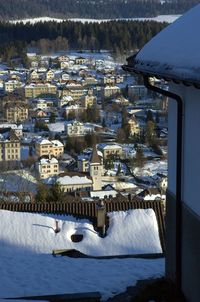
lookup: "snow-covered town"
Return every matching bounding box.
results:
[0,51,168,204]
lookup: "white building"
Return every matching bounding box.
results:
[65,120,84,137]
[103,85,121,98]
[4,80,23,92]
[47,173,93,193]
[33,99,48,110]
[37,156,59,179]
[124,4,200,301]
[35,139,64,158]
[98,144,123,160]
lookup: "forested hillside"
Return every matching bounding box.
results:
[0,20,166,62]
[0,0,198,20]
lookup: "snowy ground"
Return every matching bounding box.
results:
[105,161,128,176]
[134,159,167,177]
[48,122,65,133]
[0,209,164,300]
[0,171,37,193]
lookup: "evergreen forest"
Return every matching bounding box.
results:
[0,0,198,20]
[0,20,167,63]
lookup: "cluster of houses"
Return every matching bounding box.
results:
[0,52,168,201]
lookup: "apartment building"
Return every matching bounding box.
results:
[65,120,84,137]
[83,76,98,86]
[103,85,121,98]
[0,130,21,161]
[127,118,140,135]
[37,156,59,179]
[128,85,148,99]
[4,80,23,93]
[46,69,55,82]
[75,57,86,65]
[59,87,87,100]
[35,139,64,158]
[29,70,39,81]
[4,102,29,123]
[102,75,115,85]
[25,83,57,98]
[58,55,70,62]
[82,90,97,108]
[98,144,123,160]
[63,105,84,119]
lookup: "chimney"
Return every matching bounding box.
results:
[54,220,60,233]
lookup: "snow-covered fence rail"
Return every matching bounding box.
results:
[0,200,165,250]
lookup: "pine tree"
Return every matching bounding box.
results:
[134,146,145,169]
[47,182,66,203]
[35,183,48,203]
[145,120,156,146]
[49,112,56,123]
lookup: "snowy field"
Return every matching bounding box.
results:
[0,209,164,300]
[10,15,181,24]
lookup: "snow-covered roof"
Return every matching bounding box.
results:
[0,209,164,300]
[36,139,63,147]
[51,140,64,147]
[39,157,58,165]
[37,138,51,145]
[90,190,117,199]
[0,123,23,130]
[124,4,200,86]
[62,95,73,101]
[57,175,92,185]
[99,144,122,150]
[64,104,80,110]
[65,120,83,127]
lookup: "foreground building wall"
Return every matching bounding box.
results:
[167,83,200,302]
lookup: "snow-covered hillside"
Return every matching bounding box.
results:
[0,209,164,300]
[10,14,181,25]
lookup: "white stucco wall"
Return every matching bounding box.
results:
[168,83,200,215]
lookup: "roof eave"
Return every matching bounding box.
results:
[122,56,200,89]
